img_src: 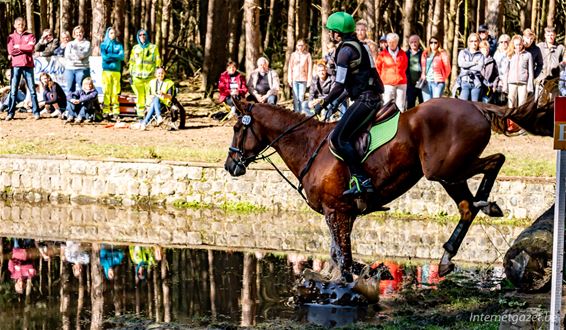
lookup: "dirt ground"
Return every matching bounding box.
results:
[0,95,556,176]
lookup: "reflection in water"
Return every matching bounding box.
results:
[0,236,502,329]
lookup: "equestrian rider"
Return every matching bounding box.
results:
[315,12,384,196]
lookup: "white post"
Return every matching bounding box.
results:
[550,150,566,329]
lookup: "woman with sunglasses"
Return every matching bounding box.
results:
[63,25,92,95]
[455,33,484,101]
[129,29,162,119]
[420,36,451,101]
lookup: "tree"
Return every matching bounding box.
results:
[402,0,415,49]
[244,0,260,75]
[201,0,229,92]
[321,0,331,60]
[25,0,34,34]
[60,0,72,35]
[39,0,48,32]
[284,0,296,93]
[91,0,107,56]
[431,0,445,40]
[161,0,172,63]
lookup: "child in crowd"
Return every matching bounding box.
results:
[38,72,66,118]
[65,77,100,123]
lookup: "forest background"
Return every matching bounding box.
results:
[1,0,565,99]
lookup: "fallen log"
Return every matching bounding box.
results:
[504,205,556,292]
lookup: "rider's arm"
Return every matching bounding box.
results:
[323,46,357,106]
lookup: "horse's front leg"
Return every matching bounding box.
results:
[325,209,356,282]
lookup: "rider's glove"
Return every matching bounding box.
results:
[314,101,325,115]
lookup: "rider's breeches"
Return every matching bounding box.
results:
[330,99,377,176]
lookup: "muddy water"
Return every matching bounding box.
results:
[0,203,513,328]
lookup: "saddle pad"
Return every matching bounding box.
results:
[362,111,400,162]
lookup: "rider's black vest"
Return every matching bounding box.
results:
[335,38,384,100]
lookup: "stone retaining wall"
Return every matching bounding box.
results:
[0,156,555,219]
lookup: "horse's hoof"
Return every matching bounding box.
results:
[438,261,455,277]
[482,202,504,217]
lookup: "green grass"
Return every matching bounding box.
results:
[500,156,555,177]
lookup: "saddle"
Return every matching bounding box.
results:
[354,100,400,161]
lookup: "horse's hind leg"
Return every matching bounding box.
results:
[438,153,505,276]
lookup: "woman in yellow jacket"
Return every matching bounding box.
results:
[129,29,161,118]
[139,67,174,129]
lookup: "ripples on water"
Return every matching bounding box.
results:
[0,236,504,329]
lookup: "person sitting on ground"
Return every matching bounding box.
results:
[8,241,37,295]
[54,31,71,56]
[247,57,280,105]
[38,72,66,118]
[100,27,125,120]
[138,67,175,130]
[34,28,59,57]
[0,69,26,112]
[22,83,44,113]
[218,60,248,111]
[65,77,100,123]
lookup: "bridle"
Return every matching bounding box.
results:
[227,104,327,206]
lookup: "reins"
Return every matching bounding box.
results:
[229,105,326,207]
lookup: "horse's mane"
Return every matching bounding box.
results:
[485,78,556,137]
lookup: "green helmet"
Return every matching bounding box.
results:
[325,12,355,34]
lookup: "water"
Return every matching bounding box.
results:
[0,202,512,329]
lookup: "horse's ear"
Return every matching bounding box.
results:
[232,97,248,116]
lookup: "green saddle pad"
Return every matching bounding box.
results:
[362,111,400,163]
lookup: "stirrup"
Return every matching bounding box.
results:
[343,176,374,196]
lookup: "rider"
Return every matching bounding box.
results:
[315,12,384,196]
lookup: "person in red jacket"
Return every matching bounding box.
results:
[8,245,37,294]
[420,36,451,101]
[218,60,248,106]
[375,33,409,111]
[6,17,40,121]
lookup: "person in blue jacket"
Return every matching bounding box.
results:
[100,245,125,280]
[100,27,124,120]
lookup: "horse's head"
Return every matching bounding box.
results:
[224,99,269,176]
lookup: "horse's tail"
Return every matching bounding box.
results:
[474,80,557,137]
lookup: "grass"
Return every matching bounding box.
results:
[499,155,555,177]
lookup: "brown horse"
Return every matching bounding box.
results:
[224,95,548,281]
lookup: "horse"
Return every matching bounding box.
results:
[224,93,552,281]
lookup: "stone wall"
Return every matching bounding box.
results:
[0,203,524,264]
[0,156,555,219]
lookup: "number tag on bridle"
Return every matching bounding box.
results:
[241,115,252,126]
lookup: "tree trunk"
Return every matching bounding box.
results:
[79,0,87,28]
[485,0,503,36]
[446,0,457,75]
[133,0,142,29]
[431,0,444,42]
[547,0,555,28]
[91,0,106,56]
[284,0,296,93]
[124,0,131,61]
[112,0,125,39]
[426,0,434,41]
[25,0,34,35]
[374,0,383,39]
[48,0,57,34]
[60,0,72,35]
[144,0,152,34]
[39,0,48,31]
[530,0,537,30]
[297,0,309,40]
[504,205,554,293]
[362,0,375,40]
[244,0,260,75]
[321,0,331,62]
[152,0,161,52]
[241,253,257,327]
[90,244,104,330]
[161,0,171,64]
[201,0,230,92]
[229,0,243,61]
[263,0,276,52]
[450,1,460,90]
[402,0,414,50]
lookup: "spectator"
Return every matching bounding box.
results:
[65,77,100,123]
[559,63,566,96]
[100,245,125,280]
[456,33,484,101]
[494,34,511,77]
[523,28,543,80]
[538,27,565,80]
[405,34,423,108]
[6,17,40,121]
[288,39,312,113]
[64,25,91,95]
[0,68,26,112]
[304,60,335,116]
[129,245,161,282]
[63,241,90,278]
[54,31,71,57]
[503,35,533,109]
[356,19,373,45]
[34,29,59,57]
[8,243,36,294]
[129,29,161,118]
[378,35,387,52]
[38,72,66,117]
[478,24,496,56]
[218,60,247,112]
[420,36,451,101]
[247,56,280,105]
[138,67,175,130]
[376,32,408,111]
[479,40,499,103]
[100,27,124,120]
[22,83,44,113]
[324,41,337,77]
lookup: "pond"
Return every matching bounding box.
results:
[0,202,525,329]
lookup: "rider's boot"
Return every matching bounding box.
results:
[343,173,374,196]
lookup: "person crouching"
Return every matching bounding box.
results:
[65,77,100,123]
